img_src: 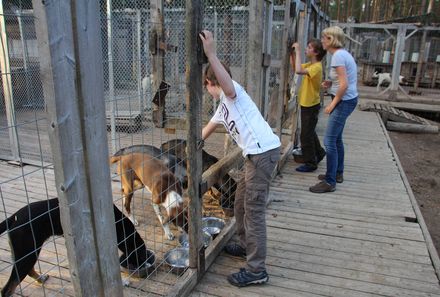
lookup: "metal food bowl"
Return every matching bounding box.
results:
[164,247,189,274]
[178,230,212,248]
[202,217,225,238]
[120,249,155,278]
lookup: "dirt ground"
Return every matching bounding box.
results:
[389,131,440,255]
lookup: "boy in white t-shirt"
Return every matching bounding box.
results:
[200,30,281,287]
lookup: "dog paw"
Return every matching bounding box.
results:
[37,274,49,284]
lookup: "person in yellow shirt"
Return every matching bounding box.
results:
[290,39,326,172]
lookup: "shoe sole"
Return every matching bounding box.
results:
[296,168,317,173]
[225,253,246,259]
[309,187,336,193]
[227,276,269,287]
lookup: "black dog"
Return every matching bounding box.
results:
[0,198,149,297]
[160,139,237,213]
[113,144,187,188]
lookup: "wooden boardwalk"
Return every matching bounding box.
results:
[189,108,440,296]
[1,105,440,296]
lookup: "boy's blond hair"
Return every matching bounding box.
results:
[322,26,345,49]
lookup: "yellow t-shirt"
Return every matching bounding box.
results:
[298,62,323,107]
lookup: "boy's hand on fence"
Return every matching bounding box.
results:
[291,42,300,52]
[199,30,215,59]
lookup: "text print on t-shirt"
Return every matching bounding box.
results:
[219,103,240,141]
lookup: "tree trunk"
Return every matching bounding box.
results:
[373,0,379,22]
[337,0,340,21]
[427,0,434,13]
[364,0,370,22]
[420,0,427,15]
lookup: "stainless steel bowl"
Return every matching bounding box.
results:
[202,217,225,237]
[178,230,212,248]
[164,247,189,274]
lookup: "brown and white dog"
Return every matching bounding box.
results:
[161,139,236,216]
[110,152,188,240]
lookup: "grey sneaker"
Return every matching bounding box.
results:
[309,181,336,193]
[227,268,269,287]
[318,173,343,183]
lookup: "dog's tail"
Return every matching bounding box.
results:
[0,215,15,236]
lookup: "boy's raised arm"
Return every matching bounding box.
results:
[200,30,236,99]
[291,42,309,75]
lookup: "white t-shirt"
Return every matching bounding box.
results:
[211,81,281,156]
[329,49,358,101]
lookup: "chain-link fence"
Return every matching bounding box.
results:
[0,9,50,164]
[338,23,440,90]
[0,1,250,296]
[0,1,332,296]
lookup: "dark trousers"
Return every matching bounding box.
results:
[300,104,325,167]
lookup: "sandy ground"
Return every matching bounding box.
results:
[389,131,440,255]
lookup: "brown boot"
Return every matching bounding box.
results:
[309,181,335,193]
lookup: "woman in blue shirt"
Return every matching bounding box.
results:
[310,26,358,193]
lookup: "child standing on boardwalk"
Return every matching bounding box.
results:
[290,39,327,172]
[199,30,281,287]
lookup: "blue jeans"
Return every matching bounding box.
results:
[324,97,358,186]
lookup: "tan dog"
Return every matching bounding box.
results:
[110,152,187,240]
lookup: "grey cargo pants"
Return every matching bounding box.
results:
[235,147,280,273]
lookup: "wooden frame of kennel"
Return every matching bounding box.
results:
[30,0,243,295]
[335,22,440,100]
[24,0,331,296]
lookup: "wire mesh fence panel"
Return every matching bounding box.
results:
[0,0,263,295]
[102,0,248,295]
[202,4,249,121]
[0,10,51,164]
[0,5,72,296]
[0,161,73,297]
[338,25,440,91]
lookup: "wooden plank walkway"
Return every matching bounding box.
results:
[189,108,440,297]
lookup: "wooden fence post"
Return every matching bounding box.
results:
[185,0,204,276]
[32,1,123,296]
[275,0,291,138]
[246,0,265,112]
